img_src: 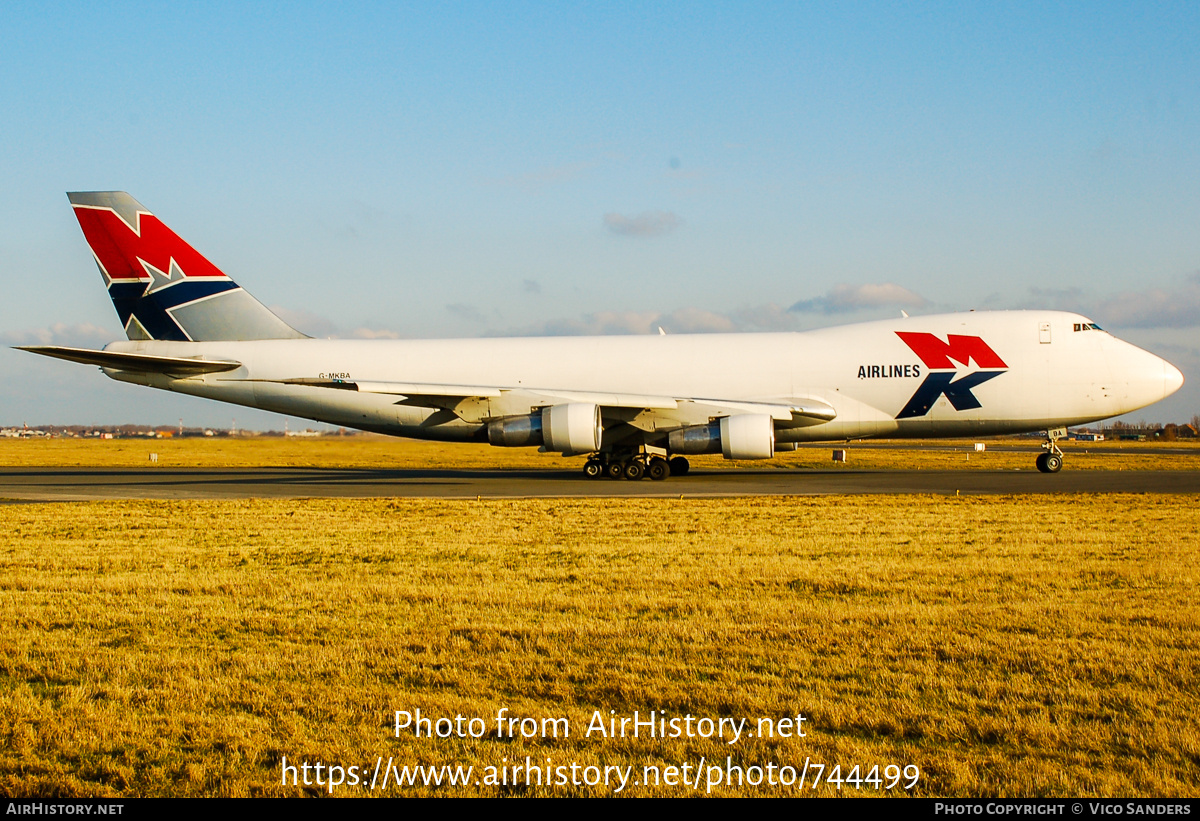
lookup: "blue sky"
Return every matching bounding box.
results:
[3,2,1198,428]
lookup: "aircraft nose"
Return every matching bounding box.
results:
[1134,350,1184,405]
[1112,342,1184,413]
[1165,360,1184,397]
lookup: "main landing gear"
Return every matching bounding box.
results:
[1036,427,1066,473]
[582,449,689,480]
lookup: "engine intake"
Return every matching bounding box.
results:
[667,414,775,460]
[487,403,602,454]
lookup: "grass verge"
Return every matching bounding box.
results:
[2,436,1199,471]
[1,494,1197,796]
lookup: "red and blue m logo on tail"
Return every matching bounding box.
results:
[894,332,1007,419]
[68,192,304,342]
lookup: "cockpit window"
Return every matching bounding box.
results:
[1074,322,1104,332]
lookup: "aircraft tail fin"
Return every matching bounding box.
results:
[67,192,307,341]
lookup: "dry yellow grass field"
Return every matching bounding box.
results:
[2,434,1198,471]
[1,493,1197,797]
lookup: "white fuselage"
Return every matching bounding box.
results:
[101,310,1181,447]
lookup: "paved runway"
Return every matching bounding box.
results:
[2,466,1199,500]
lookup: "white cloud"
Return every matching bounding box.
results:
[1012,273,1200,329]
[1091,274,1200,329]
[789,283,929,314]
[524,310,663,336]
[1,322,114,348]
[269,306,338,338]
[603,211,680,238]
[500,305,771,337]
[658,306,738,334]
[727,303,803,332]
[349,327,401,339]
[268,306,408,339]
[486,161,599,190]
[446,303,487,323]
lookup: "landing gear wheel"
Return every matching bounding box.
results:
[647,457,670,481]
[623,460,645,481]
[1038,427,1066,474]
[583,459,603,479]
[1036,452,1062,473]
[605,461,625,480]
[668,456,690,476]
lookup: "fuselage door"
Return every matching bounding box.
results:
[1039,322,1052,344]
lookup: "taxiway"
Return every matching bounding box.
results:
[2,466,1198,501]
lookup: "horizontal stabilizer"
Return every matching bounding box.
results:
[16,346,241,375]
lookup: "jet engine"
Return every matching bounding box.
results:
[667,414,775,460]
[487,403,602,454]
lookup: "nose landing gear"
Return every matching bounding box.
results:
[1036,427,1066,473]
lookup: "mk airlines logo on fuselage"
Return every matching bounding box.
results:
[893,332,1008,419]
[72,203,237,341]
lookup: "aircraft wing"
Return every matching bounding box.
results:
[685,398,837,428]
[253,378,836,427]
[15,346,242,375]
